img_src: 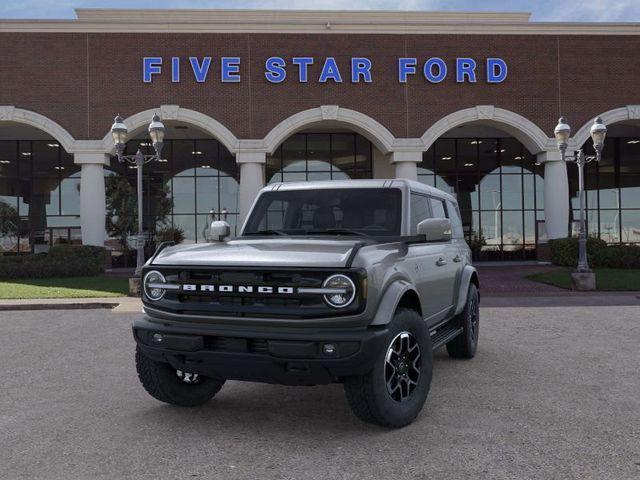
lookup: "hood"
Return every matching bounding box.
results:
[151,238,363,268]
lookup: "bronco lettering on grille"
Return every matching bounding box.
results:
[181,284,295,294]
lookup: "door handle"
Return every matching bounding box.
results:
[453,255,463,263]
[436,258,447,267]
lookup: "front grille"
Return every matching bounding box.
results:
[145,267,365,319]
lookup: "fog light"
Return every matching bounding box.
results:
[152,333,164,344]
[323,343,337,355]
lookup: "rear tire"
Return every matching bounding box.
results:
[344,308,433,428]
[135,346,225,406]
[446,283,479,359]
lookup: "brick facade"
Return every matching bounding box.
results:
[2,31,639,142]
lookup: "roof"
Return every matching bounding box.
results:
[0,9,639,35]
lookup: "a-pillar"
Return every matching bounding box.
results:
[538,151,569,239]
[391,151,422,181]
[237,151,266,226]
[75,152,110,246]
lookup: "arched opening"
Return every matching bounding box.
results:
[572,120,640,245]
[0,122,80,254]
[263,106,397,184]
[106,121,238,267]
[418,123,545,261]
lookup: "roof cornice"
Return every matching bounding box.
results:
[0,9,639,35]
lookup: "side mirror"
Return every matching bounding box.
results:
[208,221,230,242]
[417,218,452,242]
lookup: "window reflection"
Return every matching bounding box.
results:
[0,140,80,253]
[266,132,373,183]
[569,136,640,245]
[418,137,544,260]
[106,138,239,263]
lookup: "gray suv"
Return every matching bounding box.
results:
[134,179,479,427]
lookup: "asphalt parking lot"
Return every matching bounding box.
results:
[1,305,639,480]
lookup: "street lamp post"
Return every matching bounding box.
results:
[553,116,607,280]
[110,114,166,276]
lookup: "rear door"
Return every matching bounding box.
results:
[426,197,459,317]
[406,193,455,323]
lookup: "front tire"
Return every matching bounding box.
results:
[446,283,479,359]
[135,346,225,406]
[343,308,433,428]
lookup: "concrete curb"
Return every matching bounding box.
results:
[0,302,120,312]
[0,296,142,312]
[482,293,640,308]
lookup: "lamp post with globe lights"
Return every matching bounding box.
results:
[553,116,607,288]
[110,114,166,276]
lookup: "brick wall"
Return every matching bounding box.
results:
[1,32,639,142]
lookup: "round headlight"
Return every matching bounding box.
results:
[323,274,356,308]
[143,270,166,301]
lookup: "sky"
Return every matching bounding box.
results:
[1,0,640,22]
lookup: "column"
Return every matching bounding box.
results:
[237,151,266,225]
[538,151,569,239]
[75,152,110,246]
[391,151,422,181]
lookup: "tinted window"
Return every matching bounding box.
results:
[244,188,402,236]
[430,198,448,219]
[410,193,431,234]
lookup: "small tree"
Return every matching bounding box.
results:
[105,175,173,253]
[0,201,21,249]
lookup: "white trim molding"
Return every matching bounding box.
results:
[100,105,240,155]
[421,105,553,154]
[263,106,397,155]
[0,106,76,153]
[571,105,640,149]
[3,10,640,35]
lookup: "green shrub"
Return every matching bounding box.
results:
[593,245,640,268]
[0,245,106,279]
[549,237,607,267]
[550,237,640,269]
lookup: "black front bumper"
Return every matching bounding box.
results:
[133,316,390,386]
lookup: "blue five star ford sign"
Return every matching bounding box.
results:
[142,56,508,84]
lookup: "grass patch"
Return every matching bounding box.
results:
[526,268,640,291]
[0,276,129,299]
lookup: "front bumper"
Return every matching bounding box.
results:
[133,316,390,386]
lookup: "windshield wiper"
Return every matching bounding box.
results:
[244,229,289,236]
[305,228,371,238]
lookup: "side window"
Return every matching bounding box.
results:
[410,193,431,234]
[430,197,447,219]
[446,200,464,238]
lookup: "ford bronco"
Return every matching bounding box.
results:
[133,179,480,427]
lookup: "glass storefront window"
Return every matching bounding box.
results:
[569,136,640,245]
[0,140,81,253]
[621,210,640,243]
[266,132,373,184]
[104,138,240,266]
[418,136,545,260]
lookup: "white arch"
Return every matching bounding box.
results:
[572,105,640,148]
[263,106,396,155]
[0,106,76,152]
[100,105,240,154]
[420,105,553,154]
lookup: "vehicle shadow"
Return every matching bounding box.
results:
[127,355,459,436]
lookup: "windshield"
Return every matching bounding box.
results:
[243,188,402,237]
